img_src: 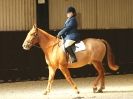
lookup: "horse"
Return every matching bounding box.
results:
[22,25,119,95]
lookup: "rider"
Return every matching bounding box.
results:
[57,6,80,63]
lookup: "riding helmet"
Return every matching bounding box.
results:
[67,6,76,14]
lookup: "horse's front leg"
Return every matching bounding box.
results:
[59,65,80,94]
[44,66,57,95]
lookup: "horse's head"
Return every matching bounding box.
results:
[22,25,39,50]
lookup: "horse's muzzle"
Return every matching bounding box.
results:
[22,44,30,50]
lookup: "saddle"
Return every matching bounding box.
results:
[61,40,86,63]
[71,41,86,53]
[62,41,86,53]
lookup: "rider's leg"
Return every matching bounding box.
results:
[65,40,77,63]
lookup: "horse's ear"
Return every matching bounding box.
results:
[33,24,37,29]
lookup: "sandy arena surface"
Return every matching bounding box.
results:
[0,74,133,99]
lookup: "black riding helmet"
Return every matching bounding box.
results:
[67,6,76,16]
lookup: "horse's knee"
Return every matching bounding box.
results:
[48,79,54,83]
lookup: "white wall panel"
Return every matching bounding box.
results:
[49,0,97,29]
[0,0,36,31]
[49,0,133,29]
[97,0,133,29]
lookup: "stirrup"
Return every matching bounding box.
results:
[71,58,77,63]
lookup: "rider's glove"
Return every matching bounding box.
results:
[57,34,61,39]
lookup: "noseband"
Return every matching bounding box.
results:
[26,28,40,48]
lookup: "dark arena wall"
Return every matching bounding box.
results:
[0,29,133,82]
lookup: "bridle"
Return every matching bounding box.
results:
[25,28,61,49]
[26,28,41,49]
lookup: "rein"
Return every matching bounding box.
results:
[44,38,61,49]
[29,28,61,50]
[33,37,61,49]
[33,44,41,49]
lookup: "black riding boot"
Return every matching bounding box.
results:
[66,46,77,63]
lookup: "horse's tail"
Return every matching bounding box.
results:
[101,39,119,71]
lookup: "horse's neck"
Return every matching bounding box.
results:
[38,28,55,38]
[37,28,56,50]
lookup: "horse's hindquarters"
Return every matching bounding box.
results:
[68,38,106,68]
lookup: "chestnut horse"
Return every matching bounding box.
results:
[22,25,119,95]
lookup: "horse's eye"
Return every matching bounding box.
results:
[30,33,35,36]
[34,33,37,36]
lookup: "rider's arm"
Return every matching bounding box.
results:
[58,18,76,36]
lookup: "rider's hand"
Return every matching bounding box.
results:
[57,34,61,39]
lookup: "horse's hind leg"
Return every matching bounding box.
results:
[59,65,80,94]
[44,66,57,95]
[92,60,105,93]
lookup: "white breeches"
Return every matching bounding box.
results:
[64,40,76,48]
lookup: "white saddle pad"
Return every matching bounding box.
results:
[62,41,86,53]
[74,41,86,52]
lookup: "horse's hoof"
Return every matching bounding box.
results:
[77,91,80,94]
[43,92,47,95]
[43,91,48,95]
[93,88,97,93]
[96,89,103,93]
[101,86,105,90]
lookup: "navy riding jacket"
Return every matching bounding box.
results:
[58,16,80,41]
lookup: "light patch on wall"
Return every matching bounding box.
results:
[38,0,45,4]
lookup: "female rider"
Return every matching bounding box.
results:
[57,6,80,63]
